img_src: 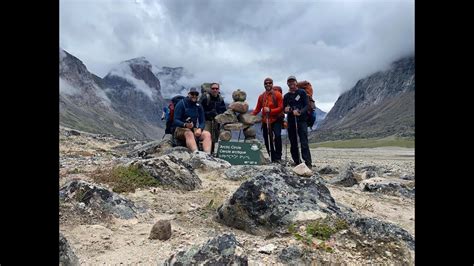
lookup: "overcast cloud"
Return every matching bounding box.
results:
[60,0,414,112]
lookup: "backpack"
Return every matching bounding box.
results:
[297,81,317,128]
[258,86,284,120]
[165,95,185,134]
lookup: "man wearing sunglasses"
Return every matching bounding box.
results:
[251,77,284,163]
[200,82,226,155]
[173,87,212,154]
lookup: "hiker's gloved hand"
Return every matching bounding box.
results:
[194,128,202,137]
[293,109,301,116]
[263,107,270,113]
[185,122,194,129]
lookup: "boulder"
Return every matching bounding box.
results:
[127,138,174,158]
[318,165,339,175]
[232,89,247,102]
[359,178,414,199]
[164,233,247,265]
[216,169,340,235]
[59,180,144,219]
[189,151,232,170]
[149,220,172,240]
[400,173,415,180]
[224,164,291,181]
[329,164,358,187]
[229,102,249,114]
[238,113,261,125]
[132,155,202,191]
[215,110,239,124]
[59,233,79,266]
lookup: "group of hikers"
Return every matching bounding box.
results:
[163,75,315,169]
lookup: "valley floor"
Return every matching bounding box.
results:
[60,128,414,265]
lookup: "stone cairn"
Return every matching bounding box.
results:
[214,89,261,142]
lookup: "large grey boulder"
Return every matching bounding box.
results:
[132,155,202,191]
[59,233,79,266]
[216,169,339,235]
[224,165,291,181]
[164,233,247,265]
[59,180,144,219]
[318,165,339,175]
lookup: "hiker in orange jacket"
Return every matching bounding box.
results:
[252,77,284,163]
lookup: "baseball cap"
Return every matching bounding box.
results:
[287,75,297,81]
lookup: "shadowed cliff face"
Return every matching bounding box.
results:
[313,56,414,141]
[60,50,166,140]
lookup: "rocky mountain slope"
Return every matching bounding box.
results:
[60,49,181,140]
[312,56,414,141]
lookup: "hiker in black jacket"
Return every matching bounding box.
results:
[199,82,226,155]
[283,76,313,168]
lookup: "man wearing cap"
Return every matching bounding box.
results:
[283,76,312,168]
[251,77,284,163]
[173,87,212,154]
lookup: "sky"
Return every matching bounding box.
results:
[60,0,414,113]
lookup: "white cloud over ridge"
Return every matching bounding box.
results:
[60,0,414,113]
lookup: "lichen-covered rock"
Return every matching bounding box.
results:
[329,164,358,187]
[229,101,249,113]
[59,180,145,219]
[164,233,247,265]
[359,178,414,199]
[232,89,247,102]
[189,151,232,170]
[215,110,239,124]
[238,113,261,125]
[224,122,245,131]
[318,165,339,175]
[132,155,202,191]
[127,138,174,158]
[216,169,340,235]
[149,220,172,240]
[219,130,232,141]
[243,127,256,138]
[278,246,304,265]
[224,165,291,181]
[60,233,79,266]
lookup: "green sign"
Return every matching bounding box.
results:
[217,141,261,165]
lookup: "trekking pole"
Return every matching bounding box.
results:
[294,110,302,164]
[266,113,274,162]
[238,129,242,142]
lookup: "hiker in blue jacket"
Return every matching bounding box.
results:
[173,87,212,154]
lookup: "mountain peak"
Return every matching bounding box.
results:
[123,57,152,69]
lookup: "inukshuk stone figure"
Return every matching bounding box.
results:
[215,89,261,141]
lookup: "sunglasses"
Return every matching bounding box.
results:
[264,82,273,85]
[190,92,199,96]
[211,87,219,90]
